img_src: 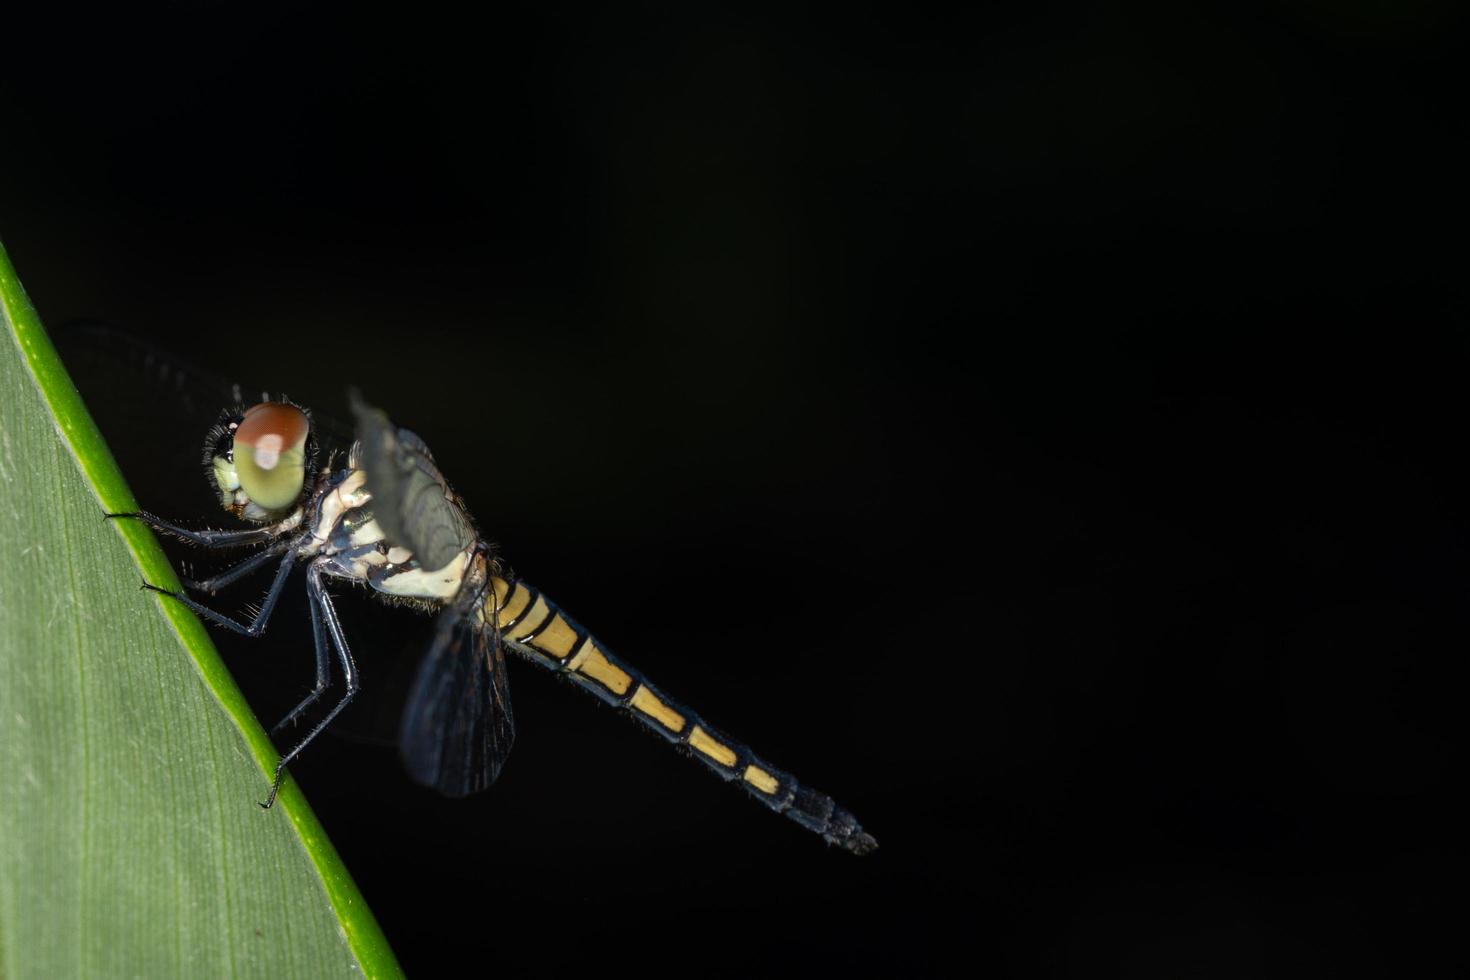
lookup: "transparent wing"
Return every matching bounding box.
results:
[398,563,516,797]
[56,322,358,455]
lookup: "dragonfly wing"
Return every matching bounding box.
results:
[398,574,516,797]
[350,391,476,572]
[58,322,359,451]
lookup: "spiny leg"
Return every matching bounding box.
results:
[142,548,298,638]
[269,577,333,737]
[106,510,282,548]
[261,561,359,809]
[182,541,289,594]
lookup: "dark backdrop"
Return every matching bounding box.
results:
[2,3,1465,977]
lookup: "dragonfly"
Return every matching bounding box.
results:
[89,331,878,855]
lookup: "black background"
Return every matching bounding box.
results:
[3,3,1466,977]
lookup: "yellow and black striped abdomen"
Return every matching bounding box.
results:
[484,576,876,855]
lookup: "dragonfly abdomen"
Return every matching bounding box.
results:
[485,577,877,855]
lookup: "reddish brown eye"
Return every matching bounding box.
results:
[237,403,309,465]
[234,403,310,510]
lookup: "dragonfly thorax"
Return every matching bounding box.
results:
[302,465,472,609]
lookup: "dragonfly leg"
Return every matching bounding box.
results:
[260,560,359,809]
[106,510,282,549]
[182,542,289,594]
[143,547,297,638]
[268,579,333,737]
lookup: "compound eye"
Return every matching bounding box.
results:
[233,403,309,510]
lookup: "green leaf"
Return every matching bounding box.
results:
[0,239,402,978]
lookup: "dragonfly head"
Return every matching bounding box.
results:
[203,400,317,522]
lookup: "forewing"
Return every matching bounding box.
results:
[350,391,475,571]
[398,578,516,797]
[57,322,358,454]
